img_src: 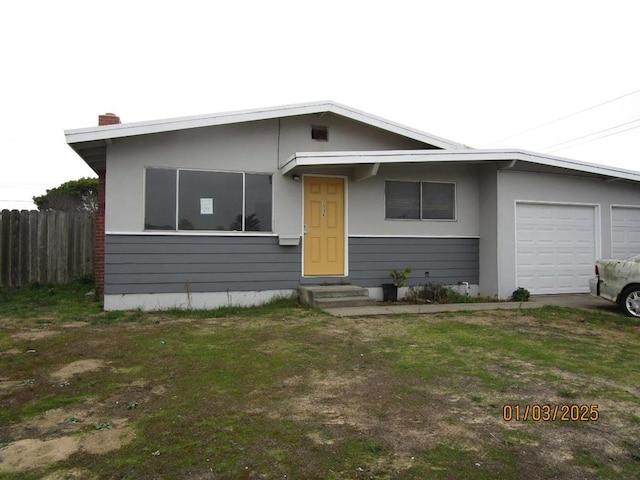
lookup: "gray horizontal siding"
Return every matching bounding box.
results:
[105,235,301,294]
[348,237,479,287]
[105,234,479,295]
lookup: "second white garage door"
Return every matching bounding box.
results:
[612,206,640,259]
[516,203,597,294]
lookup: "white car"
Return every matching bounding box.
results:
[589,255,640,318]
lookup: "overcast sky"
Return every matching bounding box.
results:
[1,0,639,210]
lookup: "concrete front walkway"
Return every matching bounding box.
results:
[323,294,618,317]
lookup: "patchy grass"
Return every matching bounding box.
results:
[0,283,100,321]
[0,288,639,479]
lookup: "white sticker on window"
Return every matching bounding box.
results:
[200,198,214,215]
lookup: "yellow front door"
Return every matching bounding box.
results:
[303,176,345,276]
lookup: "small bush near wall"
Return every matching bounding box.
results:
[511,287,531,302]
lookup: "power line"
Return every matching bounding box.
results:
[541,118,640,151]
[546,123,640,154]
[482,87,640,147]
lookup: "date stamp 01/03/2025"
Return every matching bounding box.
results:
[502,404,600,422]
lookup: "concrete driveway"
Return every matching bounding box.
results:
[529,294,620,312]
[324,294,622,317]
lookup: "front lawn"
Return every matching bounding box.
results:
[0,286,639,479]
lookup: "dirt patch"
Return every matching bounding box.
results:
[79,418,135,455]
[0,343,136,475]
[0,379,24,392]
[60,322,90,329]
[41,468,97,480]
[0,437,80,472]
[1,398,135,473]
[17,404,98,434]
[0,348,21,357]
[0,422,134,473]
[11,330,60,341]
[307,431,335,445]
[338,317,413,343]
[50,359,106,381]
[281,368,446,453]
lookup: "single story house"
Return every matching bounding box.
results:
[65,101,640,310]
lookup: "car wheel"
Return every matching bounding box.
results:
[621,287,640,318]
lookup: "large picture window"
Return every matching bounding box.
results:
[145,168,273,232]
[385,180,456,220]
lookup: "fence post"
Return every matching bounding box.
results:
[29,210,38,285]
[9,210,20,287]
[0,210,9,287]
[19,210,29,286]
[37,211,48,285]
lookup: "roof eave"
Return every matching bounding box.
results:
[281,149,640,182]
[64,100,464,150]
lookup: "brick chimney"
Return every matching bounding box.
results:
[94,113,120,297]
[98,112,121,126]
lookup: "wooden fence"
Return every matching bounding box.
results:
[0,210,94,287]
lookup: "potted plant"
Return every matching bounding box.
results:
[382,267,412,302]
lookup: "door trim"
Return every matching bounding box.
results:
[301,174,348,277]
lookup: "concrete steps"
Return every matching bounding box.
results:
[299,285,377,309]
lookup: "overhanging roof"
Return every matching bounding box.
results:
[65,100,464,153]
[65,101,640,184]
[282,149,640,183]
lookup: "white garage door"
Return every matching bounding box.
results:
[612,207,640,259]
[516,203,596,294]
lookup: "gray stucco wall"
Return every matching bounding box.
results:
[496,169,640,297]
[105,120,287,234]
[478,165,499,296]
[105,114,433,235]
[277,113,432,169]
[347,164,481,237]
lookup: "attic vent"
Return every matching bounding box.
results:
[311,125,329,141]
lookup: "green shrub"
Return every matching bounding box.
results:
[389,267,412,287]
[511,287,531,302]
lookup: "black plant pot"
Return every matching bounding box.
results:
[382,283,398,302]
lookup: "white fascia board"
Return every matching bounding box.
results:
[505,149,640,181]
[492,149,640,182]
[64,100,464,149]
[279,150,464,174]
[65,104,319,144]
[281,149,640,182]
[323,102,464,149]
[280,150,486,174]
